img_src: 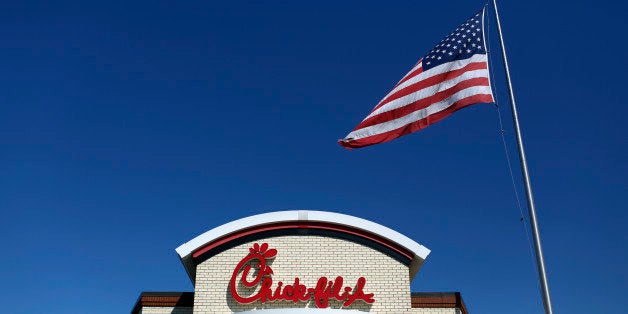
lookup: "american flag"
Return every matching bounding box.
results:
[339,8,494,149]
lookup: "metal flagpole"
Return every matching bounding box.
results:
[490,0,554,313]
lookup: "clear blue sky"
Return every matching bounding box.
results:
[1,1,625,313]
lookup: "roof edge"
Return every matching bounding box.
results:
[175,210,431,284]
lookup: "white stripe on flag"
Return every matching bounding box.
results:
[364,68,490,121]
[345,85,493,141]
[377,54,489,105]
[394,60,423,85]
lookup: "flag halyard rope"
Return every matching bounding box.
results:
[486,7,537,271]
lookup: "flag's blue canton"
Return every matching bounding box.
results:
[422,10,486,71]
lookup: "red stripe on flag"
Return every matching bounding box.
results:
[356,77,490,130]
[394,63,423,88]
[339,94,494,149]
[372,62,488,113]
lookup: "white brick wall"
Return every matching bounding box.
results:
[139,306,193,314]
[193,235,414,313]
[408,308,462,314]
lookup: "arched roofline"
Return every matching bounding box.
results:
[175,210,430,284]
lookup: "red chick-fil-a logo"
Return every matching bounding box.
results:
[229,243,375,308]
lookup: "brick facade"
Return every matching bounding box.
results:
[132,211,468,313]
[194,235,409,313]
[408,309,462,314]
[139,307,193,314]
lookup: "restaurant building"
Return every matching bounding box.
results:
[132,210,468,313]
